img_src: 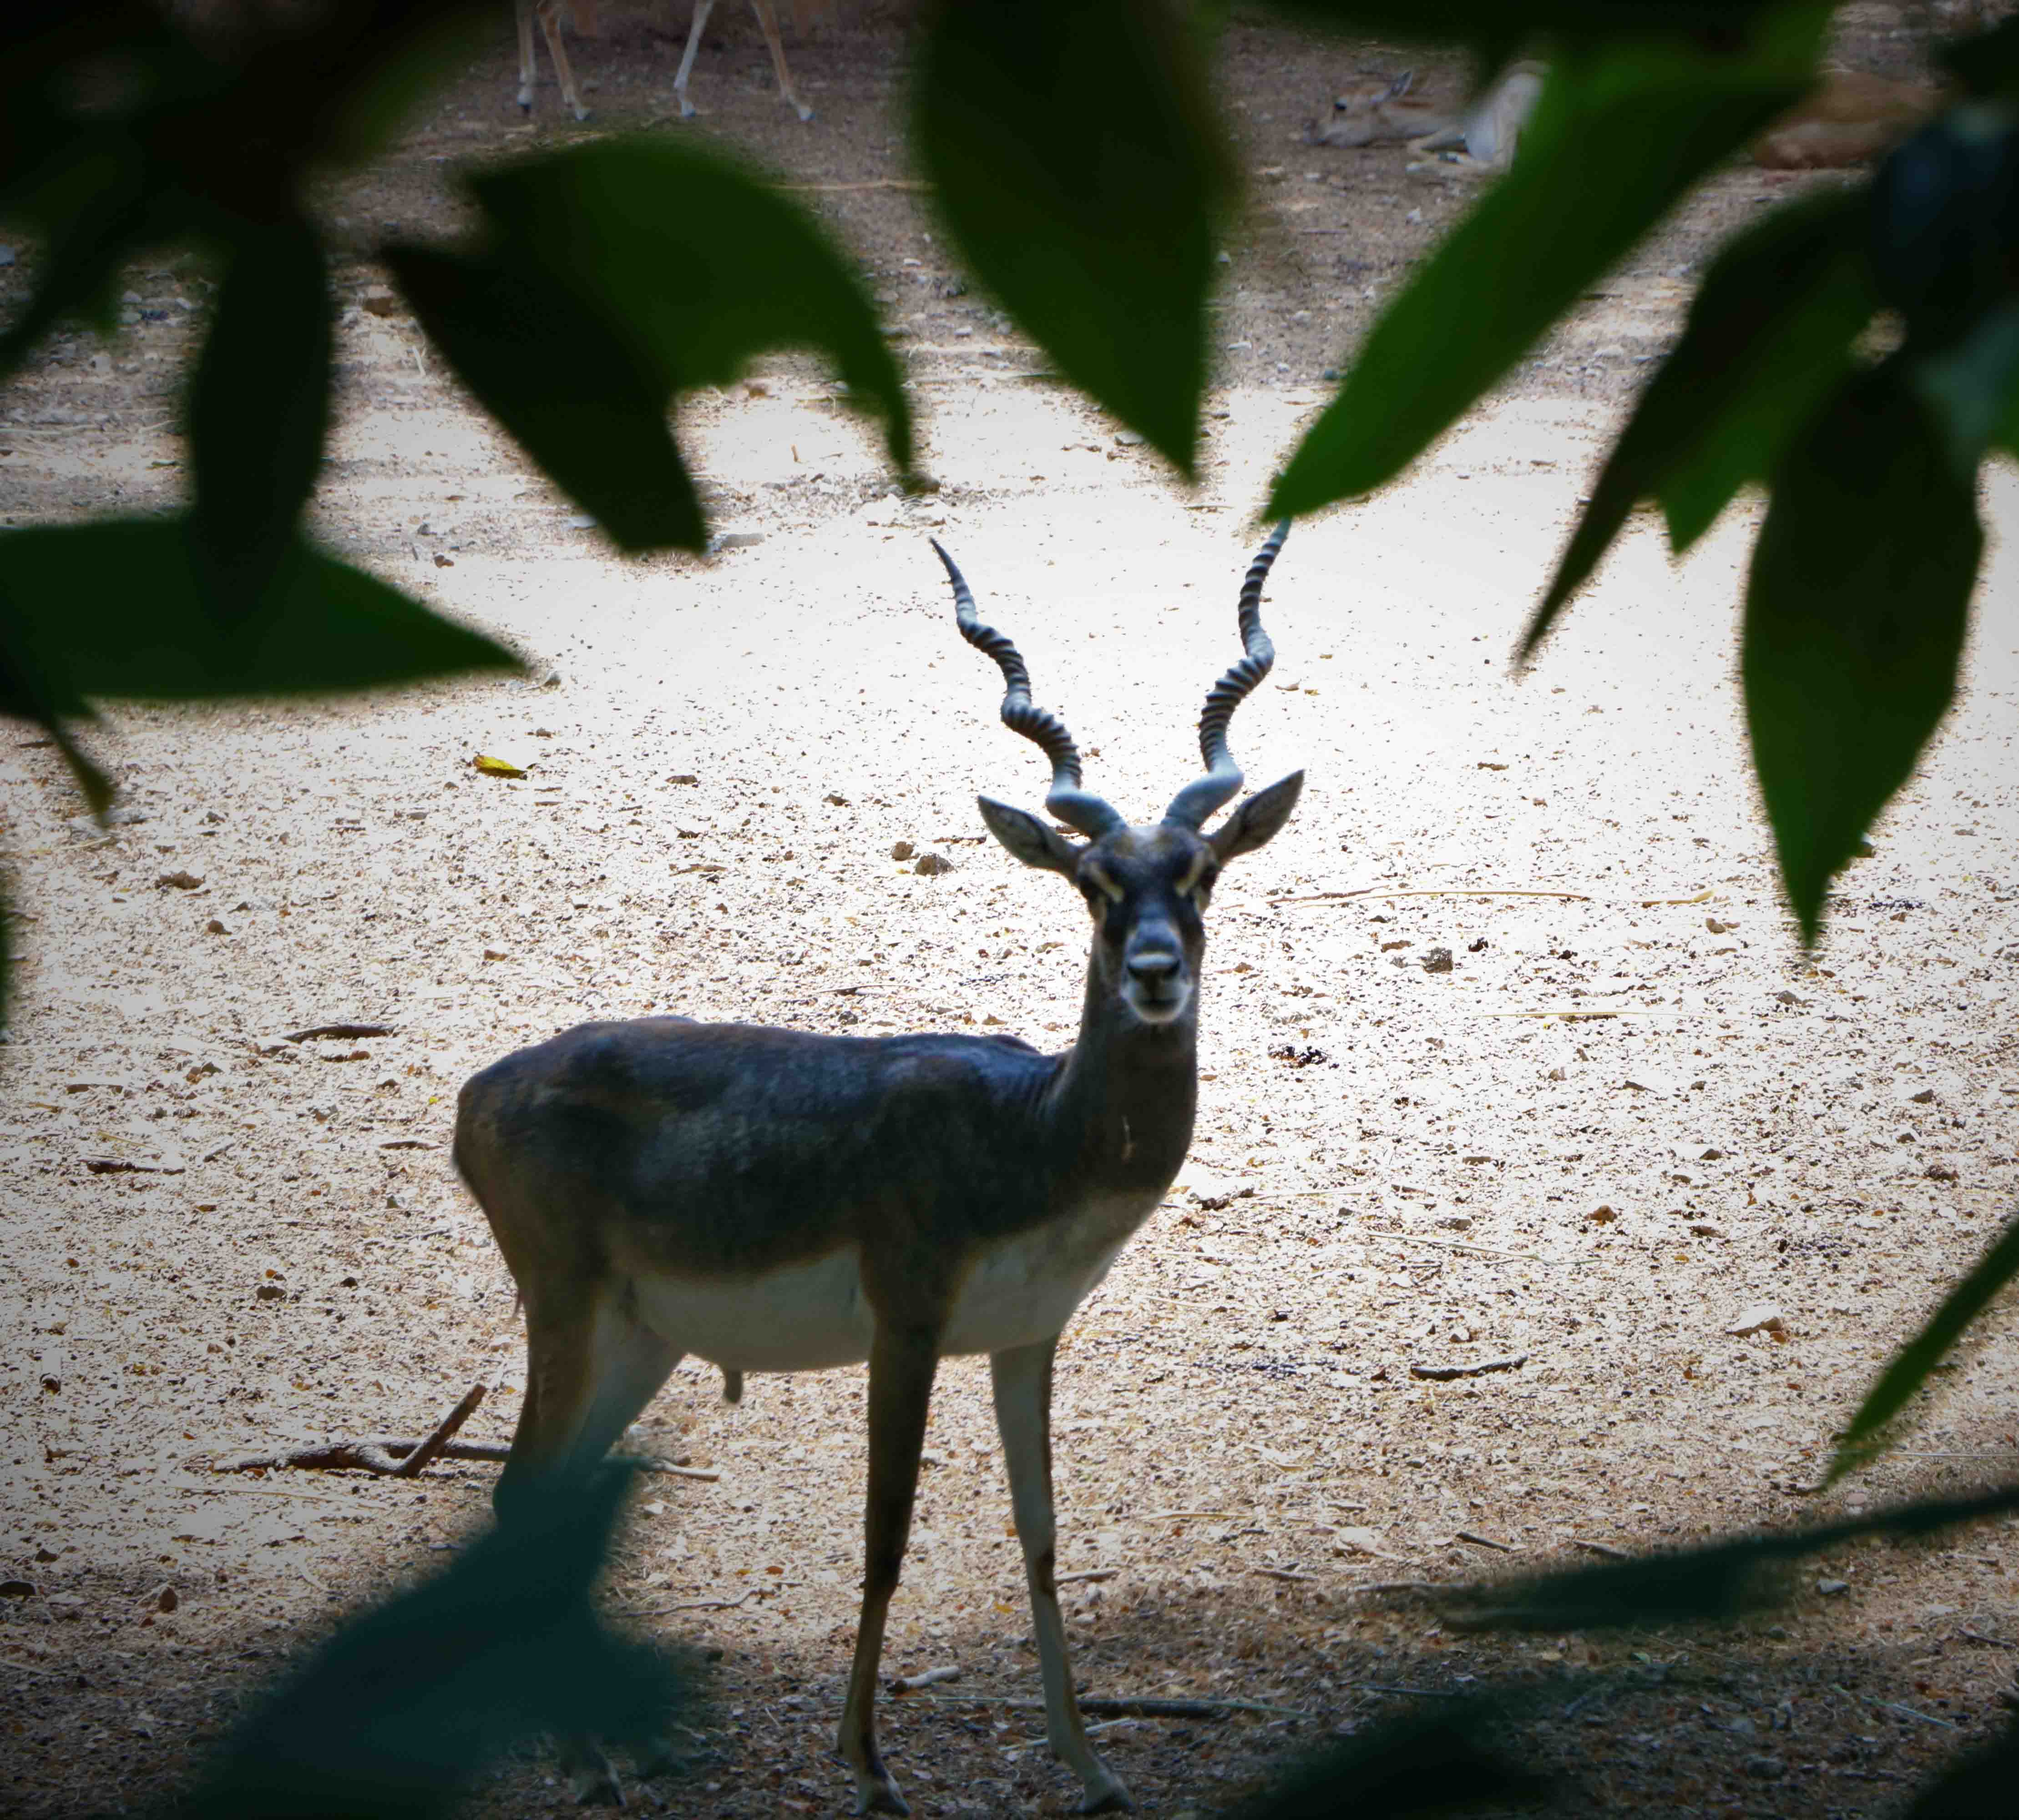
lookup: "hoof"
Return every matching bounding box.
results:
[795,103,816,122]
[852,1781,910,1817]
[1079,1772,1133,1814]
[633,1737,685,1783]
[570,105,592,122]
[561,1740,623,1808]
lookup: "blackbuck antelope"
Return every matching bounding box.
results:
[455,526,1305,1813]
[515,0,815,124]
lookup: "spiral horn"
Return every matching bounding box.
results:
[934,540,1125,840]
[1163,520,1290,830]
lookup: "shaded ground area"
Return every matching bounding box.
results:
[2,6,2017,1817]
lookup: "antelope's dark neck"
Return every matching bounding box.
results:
[1045,961,1199,1196]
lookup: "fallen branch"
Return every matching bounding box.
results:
[1371,1232,1572,1265]
[1056,1568,1121,1585]
[214,1433,718,1481]
[894,1692,1310,1721]
[1569,1538,1631,1561]
[1350,1581,1465,1598]
[1834,1684,1957,1730]
[1410,1353,1529,1382]
[215,1382,496,1478]
[283,1022,395,1043]
[1272,888,1592,906]
[888,1666,963,1694]
[1455,1531,1513,1552]
[393,1380,486,1479]
[1959,1626,2019,1650]
[1252,1565,1319,1582]
[631,1589,756,1617]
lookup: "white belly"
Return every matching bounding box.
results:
[940,1224,1128,1356]
[628,1216,1134,1373]
[633,1248,877,1372]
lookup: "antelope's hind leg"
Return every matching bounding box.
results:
[499,1288,685,1805]
[991,1340,1131,1813]
[838,1326,941,1815]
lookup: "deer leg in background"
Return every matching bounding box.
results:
[672,0,719,118]
[838,1326,941,1816]
[749,0,814,121]
[534,0,591,120]
[992,1340,1131,1814]
[515,0,539,111]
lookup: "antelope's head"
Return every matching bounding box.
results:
[934,526,1304,1029]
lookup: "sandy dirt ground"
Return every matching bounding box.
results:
[4,6,2019,1817]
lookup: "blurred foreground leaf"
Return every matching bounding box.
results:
[1902,1714,2019,1820]
[0,1,486,383]
[1827,1214,2019,1485]
[1519,191,1874,665]
[391,139,910,553]
[185,217,334,607]
[1234,1699,1553,1819]
[915,0,1228,475]
[0,518,517,698]
[180,1467,687,1819]
[1447,1481,2019,1633]
[1263,1,1801,44]
[1271,22,1819,519]
[1742,364,1979,942]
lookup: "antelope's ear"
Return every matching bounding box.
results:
[1209,771,1304,864]
[1389,69,1415,98]
[978,796,1084,878]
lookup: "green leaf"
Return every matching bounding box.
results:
[1743,364,1980,941]
[1902,1714,2019,1820]
[915,0,1228,475]
[1448,1481,2019,1633]
[1942,15,2019,99]
[183,1467,692,1818]
[389,243,706,552]
[1270,37,1814,520]
[1518,191,1873,667]
[0,601,114,819]
[1826,1214,2019,1485]
[1262,1,1804,42]
[1914,298,2019,476]
[0,164,167,384]
[391,139,911,552]
[0,517,518,699]
[1235,1701,1553,1819]
[1868,107,2019,350]
[185,217,332,605]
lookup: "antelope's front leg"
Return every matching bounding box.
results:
[838,1325,941,1815]
[990,1340,1131,1813]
